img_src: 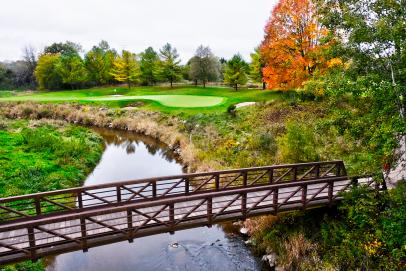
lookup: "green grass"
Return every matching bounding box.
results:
[87,94,226,107]
[0,86,285,113]
[0,119,103,197]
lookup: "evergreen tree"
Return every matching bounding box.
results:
[224,54,249,90]
[139,47,159,86]
[249,48,266,90]
[158,43,182,88]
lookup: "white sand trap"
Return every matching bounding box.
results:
[235,102,256,108]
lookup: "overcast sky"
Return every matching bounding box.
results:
[0,0,277,63]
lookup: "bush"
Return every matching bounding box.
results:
[277,121,319,162]
[227,104,236,117]
[321,183,406,270]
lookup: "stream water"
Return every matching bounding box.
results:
[44,128,265,271]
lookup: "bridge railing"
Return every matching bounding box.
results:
[0,161,346,223]
[0,175,384,264]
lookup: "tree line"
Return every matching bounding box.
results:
[0,42,265,91]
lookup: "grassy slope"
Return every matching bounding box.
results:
[0,119,104,271]
[0,119,103,197]
[0,86,285,114]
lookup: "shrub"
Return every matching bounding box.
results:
[277,121,319,162]
[227,104,236,117]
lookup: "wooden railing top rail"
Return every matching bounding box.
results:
[0,160,345,203]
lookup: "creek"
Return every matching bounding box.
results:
[44,128,265,271]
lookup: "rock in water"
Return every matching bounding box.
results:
[261,253,277,268]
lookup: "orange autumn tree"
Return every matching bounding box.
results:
[261,0,329,90]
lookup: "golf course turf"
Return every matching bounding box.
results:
[86,95,226,107]
[0,86,285,112]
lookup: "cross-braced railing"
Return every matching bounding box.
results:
[0,161,346,223]
[0,174,385,265]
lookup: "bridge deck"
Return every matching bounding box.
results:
[0,161,386,264]
[0,173,382,265]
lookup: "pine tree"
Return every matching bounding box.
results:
[139,47,160,86]
[158,43,182,88]
[224,54,249,90]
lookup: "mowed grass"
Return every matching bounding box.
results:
[0,86,286,113]
[87,95,225,107]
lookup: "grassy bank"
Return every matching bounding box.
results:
[0,119,103,197]
[0,118,103,271]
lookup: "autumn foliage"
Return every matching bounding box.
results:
[261,0,329,90]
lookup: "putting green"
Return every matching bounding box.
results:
[0,94,226,108]
[87,95,225,107]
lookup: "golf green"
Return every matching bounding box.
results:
[87,95,226,107]
[0,94,226,108]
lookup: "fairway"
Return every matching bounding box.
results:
[87,95,225,107]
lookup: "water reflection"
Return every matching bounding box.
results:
[45,128,263,271]
[93,127,180,164]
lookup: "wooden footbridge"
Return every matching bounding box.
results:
[0,161,384,265]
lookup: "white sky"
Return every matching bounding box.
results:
[0,0,277,63]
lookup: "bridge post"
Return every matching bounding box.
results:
[152,181,157,197]
[315,164,320,178]
[336,162,341,176]
[273,188,278,214]
[242,171,248,187]
[207,198,213,226]
[127,209,134,243]
[215,174,220,190]
[269,169,274,184]
[301,184,307,210]
[80,218,88,252]
[169,203,175,234]
[27,227,37,262]
[328,180,334,207]
[116,186,121,203]
[241,193,247,219]
[293,166,297,181]
[185,178,190,194]
[77,191,83,208]
[34,197,41,216]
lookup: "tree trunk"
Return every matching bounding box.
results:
[235,84,238,91]
[194,80,197,86]
[262,81,266,90]
[128,80,131,90]
[170,80,173,88]
[203,80,206,88]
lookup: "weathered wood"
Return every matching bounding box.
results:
[0,162,383,265]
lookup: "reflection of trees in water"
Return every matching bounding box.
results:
[93,127,179,163]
